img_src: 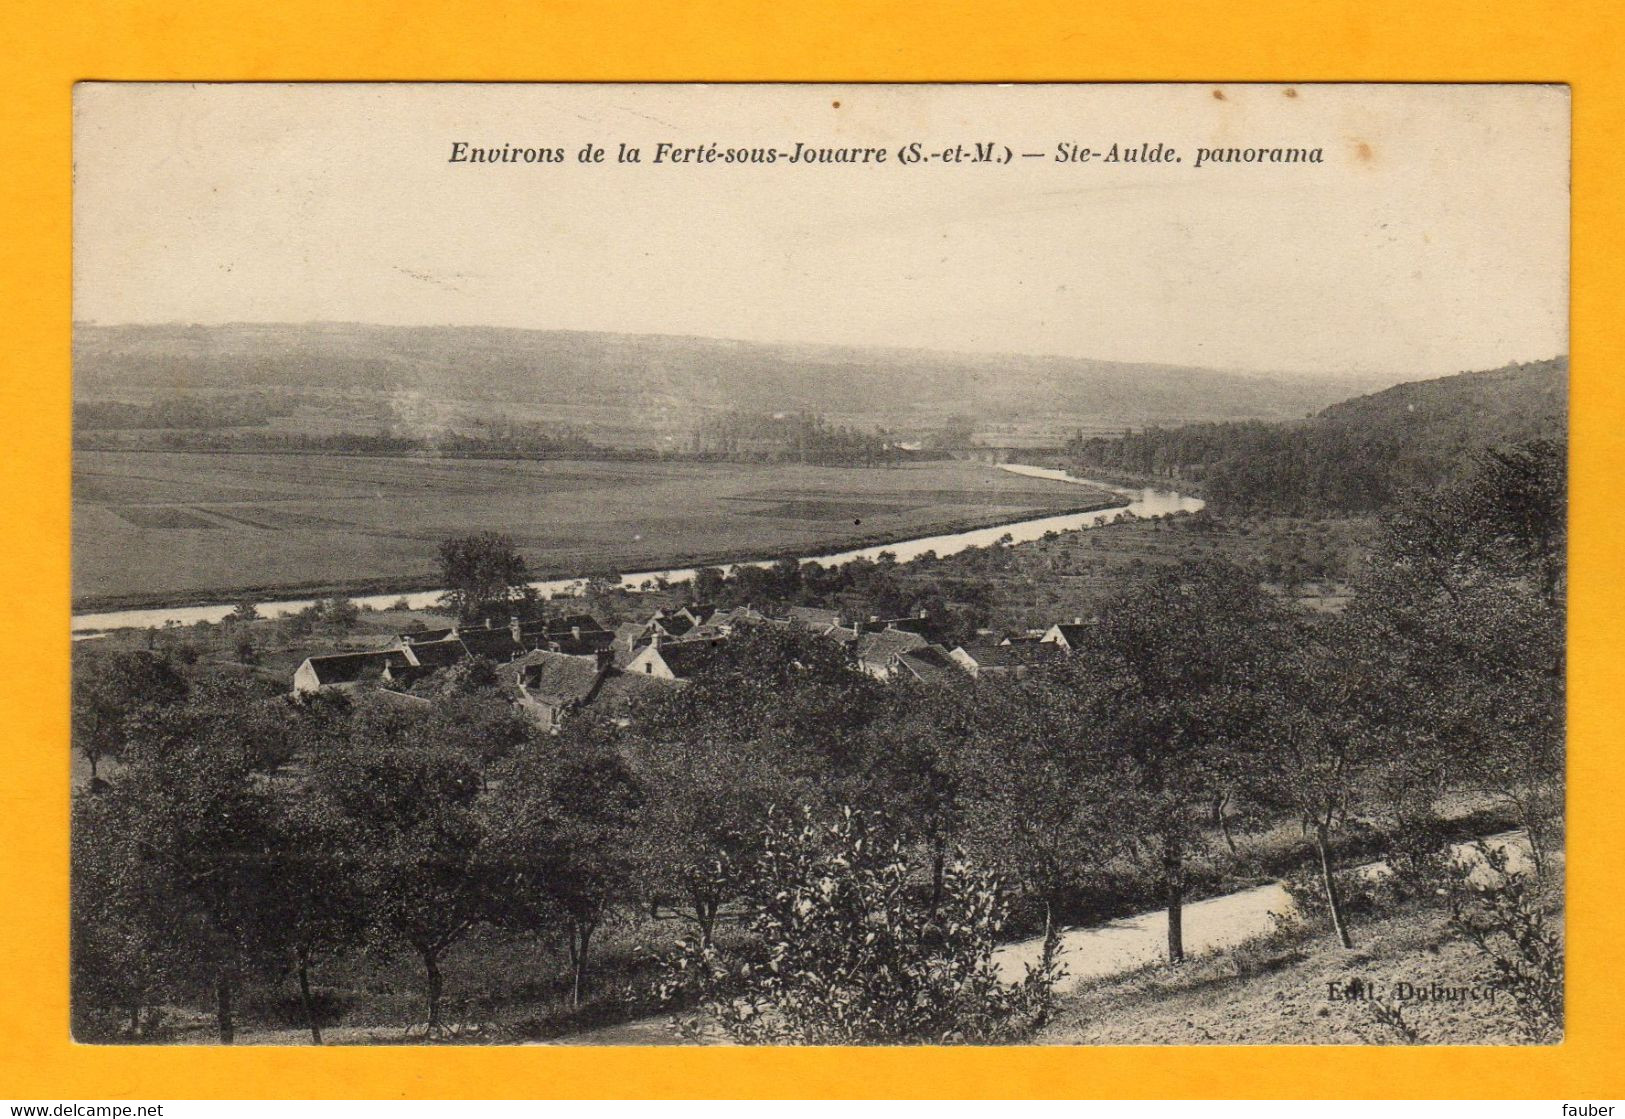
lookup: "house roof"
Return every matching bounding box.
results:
[519,651,606,707]
[1048,623,1091,647]
[883,615,935,636]
[458,629,524,661]
[612,621,649,645]
[786,605,843,628]
[854,628,929,665]
[400,627,456,644]
[895,644,968,688]
[954,642,1062,669]
[548,613,605,632]
[653,640,719,679]
[548,629,616,656]
[590,669,680,714]
[655,615,696,638]
[304,649,412,685]
[405,638,469,668]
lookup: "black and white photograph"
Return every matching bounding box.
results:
[69,82,1568,1047]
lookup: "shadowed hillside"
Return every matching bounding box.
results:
[1067,357,1567,514]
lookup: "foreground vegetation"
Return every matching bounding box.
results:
[1041,846,1564,1046]
[70,438,1563,1044]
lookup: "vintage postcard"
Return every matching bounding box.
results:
[69,82,1567,1048]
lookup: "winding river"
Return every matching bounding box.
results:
[70,465,1202,636]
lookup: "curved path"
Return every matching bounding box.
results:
[557,830,1533,1044]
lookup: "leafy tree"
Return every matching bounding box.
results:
[430,655,502,699]
[313,702,492,1033]
[859,681,977,914]
[692,566,727,603]
[71,794,184,1040]
[436,532,535,623]
[320,596,362,633]
[1082,558,1280,963]
[259,792,369,1044]
[955,664,1129,969]
[82,699,283,1043]
[666,808,1055,1044]
[486,729,643,1007]
[626,726,785,948]
[1246,615,1383,949]
[622,622,885,939]
[228,599,261,624]
[1350,440,1565,873]
[72,650,188,780]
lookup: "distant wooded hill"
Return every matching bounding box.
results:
[1066,358,1568,514]
[72,322,1387,443]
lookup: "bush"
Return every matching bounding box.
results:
[661,807,1057,1045]
[1441,842,1563,1043]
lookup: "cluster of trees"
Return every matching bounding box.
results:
[687,410,916,465]
[688,554,992,646]
[74,393,298,432]
[70,439,1563,1043]
[78,427,606,458]
[1066,360,1565,515]
[72,672,630,1042]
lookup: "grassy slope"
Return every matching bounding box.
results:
[1039,866,1563,1046]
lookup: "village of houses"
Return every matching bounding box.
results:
[293,603,1097,730]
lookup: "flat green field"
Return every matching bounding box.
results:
[72,452,1114,609]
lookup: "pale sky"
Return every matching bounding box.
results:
[73,83,1569,378]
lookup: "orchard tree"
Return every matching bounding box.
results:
[314,701,493,1033]
[955,665,1127,969]
[486,728,643,1007]
[85,699,283,1043]
[71,793,186,1039]
[71,649,188,780]
[667,808,1053,1044]
[1350,440,1566,872]
[1246,615,1385,949]
[260,792,369,1044]
[860,680,978,913]
[625,727,784,948]
[1083,558,1282,963]
[621,622,885,939]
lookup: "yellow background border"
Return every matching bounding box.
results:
[4,0,1620,1099]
